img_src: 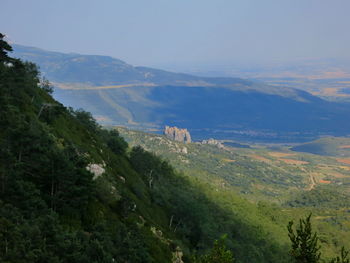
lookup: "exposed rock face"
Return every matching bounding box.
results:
[201,138,224,149]
[86,163,105,180]
[164,126,191,144]
[118,176,126,183]
[172,246,184,263]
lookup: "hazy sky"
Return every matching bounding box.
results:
[2,0,350,68]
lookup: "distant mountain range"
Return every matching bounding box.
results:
[13,44,350,142]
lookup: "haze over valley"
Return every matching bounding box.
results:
[2,1,350,262]
[13,44,350,143]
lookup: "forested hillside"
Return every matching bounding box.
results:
[0,35,298,263]
[1,36,349,262]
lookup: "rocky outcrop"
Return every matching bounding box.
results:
[180,147,188,154]
[86,163,105,180]
[201,138,224,149]
[164,126,191,144]
[172,246,184,263]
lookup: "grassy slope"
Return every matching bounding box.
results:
[117,127,350,201]
[116,127,350,259]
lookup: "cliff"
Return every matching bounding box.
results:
[164,126,191,143]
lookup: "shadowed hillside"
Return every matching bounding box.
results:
[13,44,350,142]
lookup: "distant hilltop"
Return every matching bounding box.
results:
[13,44,350,142]
[164,126,191,144]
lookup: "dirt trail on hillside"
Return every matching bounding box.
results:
[307,174,316,191]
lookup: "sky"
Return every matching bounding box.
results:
[2,0,350,69]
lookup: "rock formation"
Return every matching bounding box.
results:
[172,246,184,263]
[86,163,105,180]
[201,138,225,149]
[164,126,191,144]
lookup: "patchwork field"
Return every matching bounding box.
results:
[337,158,350,165]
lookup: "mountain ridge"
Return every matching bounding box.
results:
[12,44,350,143]
[11,44,298,93]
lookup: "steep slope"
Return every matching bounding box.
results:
[0,38,300,263]
[12,44,207,86]
[13,44,350,142]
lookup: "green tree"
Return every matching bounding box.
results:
[330,247,350,263]
[73,109,100,133]
[0,33,12,62]
[287,214,321,263]
[194,236,234,263]
[105,129,128,155]
[40,77,54,94]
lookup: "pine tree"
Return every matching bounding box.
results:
[287,214,321,263]
[0,33,13,62]
[194,235,234,263]
[330,247,350,263]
